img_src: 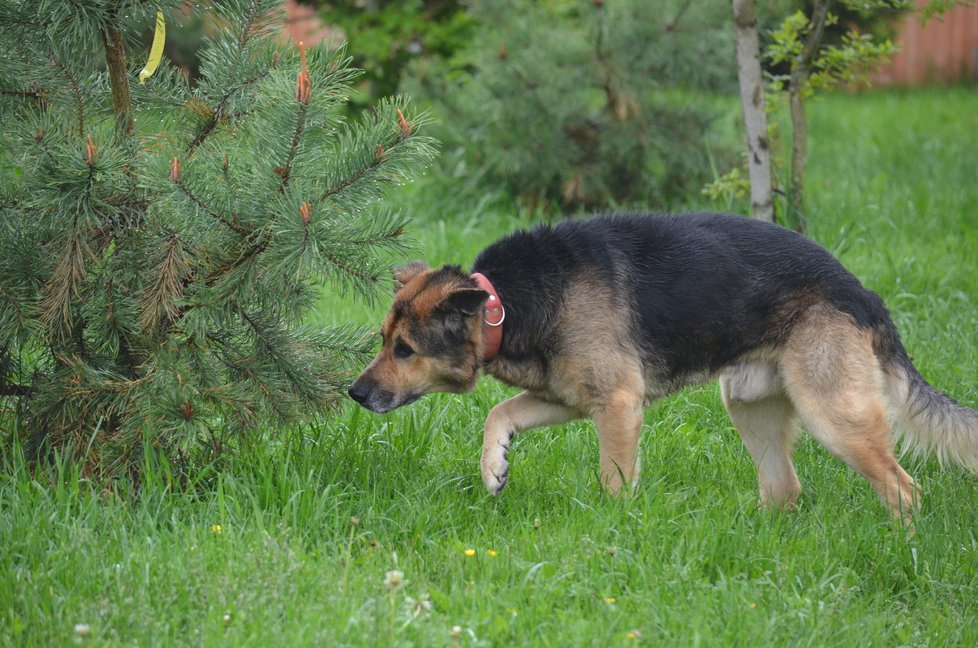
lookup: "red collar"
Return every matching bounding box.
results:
[471,272,504,363]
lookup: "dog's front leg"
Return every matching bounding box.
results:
[593,388,644,494]
[481,391,579,495]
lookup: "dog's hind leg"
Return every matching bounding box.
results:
[720,366,801,509]
[781,306,920,524]
[481,391,580,495]
[592,387,645,494]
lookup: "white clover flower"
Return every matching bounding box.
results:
[384,569,405,590]
[405,593,433,617]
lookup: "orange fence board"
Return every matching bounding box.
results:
[876,1,978,85]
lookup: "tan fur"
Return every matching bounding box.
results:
[720,378,801,509]
[592,386,645,492]
[777,306,919,522]
[481,392,580,494]
[536,278,646,492]
[479,276,649,493]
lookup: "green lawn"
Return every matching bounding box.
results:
[3,89,978,646]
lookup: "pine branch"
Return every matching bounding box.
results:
[104,275,139,379]
[277,104,308,193]
[317,147,391,203]
[186,0,282,156]
[71,316,87,360]
[49,55,85,135]
[237,0,269,50]
[206,240,266,289]
[238,307,326,407]
[0,382,30,397]
[32,132,59,164]
[140,234,188,333]
[321,249,377,284]
[172,177,251,237]
[0,88,45,101]
[186,64,277,154]
[347,226,406,247]
[41,219,89,332]
[666,0,695,32]
[0,285,26,327]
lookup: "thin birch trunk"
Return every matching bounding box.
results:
[732,0,773,223]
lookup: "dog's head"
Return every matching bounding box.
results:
[348,262,489,413]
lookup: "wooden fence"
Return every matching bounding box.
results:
[875,0,978,85]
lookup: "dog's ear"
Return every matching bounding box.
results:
[437,288,489,317]
[393,260,429,290]
[431,287,489,340]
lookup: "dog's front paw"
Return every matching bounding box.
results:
[481,442,510,495]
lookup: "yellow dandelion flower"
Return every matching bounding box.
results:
[486,549,497,557]
[626,629,641,640]
[464,548,476,557]
[605,597,617,604]
[210,524,222,534]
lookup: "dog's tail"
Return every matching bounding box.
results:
[882,332,978,471]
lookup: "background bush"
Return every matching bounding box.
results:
[402,0,739,213]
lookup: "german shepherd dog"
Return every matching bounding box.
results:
[349,213,978,521]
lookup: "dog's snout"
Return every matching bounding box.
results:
[348,381,370,405]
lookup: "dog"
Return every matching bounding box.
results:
[348,213,978,521]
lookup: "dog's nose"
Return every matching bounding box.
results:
[348,381,369,404]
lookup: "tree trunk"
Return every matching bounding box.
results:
[732,0,773,223]
[788,77,808,228]
[787,0,831,232]
[102,24,134,137]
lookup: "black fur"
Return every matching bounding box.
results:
[472,213,903,380]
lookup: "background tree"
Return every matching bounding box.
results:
[718,0,921,231]
[403,0,738,214]
[732,0,775,222]
[767,0,900,231]
[318,0,474,112]
[0,0,435,475]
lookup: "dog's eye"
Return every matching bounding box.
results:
[393,340,415,359]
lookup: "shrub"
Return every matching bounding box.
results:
[0,0,435,475]
[404,0,738,213]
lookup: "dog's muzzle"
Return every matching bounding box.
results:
[348,380,419,413]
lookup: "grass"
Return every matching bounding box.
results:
[3,88,978,646]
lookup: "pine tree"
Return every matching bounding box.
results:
[404,0,737,213]
[0,0,436,474]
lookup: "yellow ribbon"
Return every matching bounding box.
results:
[138,10,166,85]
